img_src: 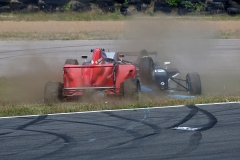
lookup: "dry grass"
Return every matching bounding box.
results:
[0,11,127,21]
[1,30,240,40]
[0,31,124,40]
[0,77,239,117]
[1,11,240,21]
[0,94,240,117]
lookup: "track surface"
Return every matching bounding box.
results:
[0,103,240,159]
[0,39,240,95]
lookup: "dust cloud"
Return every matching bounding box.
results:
[118,18,240,95]
[1,54,62,103]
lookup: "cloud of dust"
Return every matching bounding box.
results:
[2,55,63,103]
[118,18,240,94]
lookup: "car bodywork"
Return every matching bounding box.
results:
[116,51,201,95]
[44,48,140,103]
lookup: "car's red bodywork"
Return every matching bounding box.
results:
[63,48,137,99]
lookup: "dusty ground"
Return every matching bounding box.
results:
[0,20,240,33]
[1,20,240,40]
[0,21,125,33]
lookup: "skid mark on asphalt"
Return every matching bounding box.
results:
[198,108,218,131]
[168,105,218,158]
[24,129,77,160]
[100,109,163,149]
[106,133,157,148]
[0,115,49,158]
[0,132,12,136]
[16,115,48,130]
[46,117,142,138]
[89,109,151,142]
[167,105,199,129]
[104,109,161,134]
[1,115,78,159]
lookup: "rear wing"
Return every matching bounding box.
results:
[117,51,157,56]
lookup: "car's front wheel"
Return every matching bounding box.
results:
[139,57,155,85]
[186,72,201,95]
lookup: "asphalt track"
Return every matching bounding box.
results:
[1,39,240,94]
[0,103,240,160]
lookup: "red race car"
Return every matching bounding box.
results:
[44,48,141,103]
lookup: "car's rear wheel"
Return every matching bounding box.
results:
[186,72,201,95]
[65,59,79,65]
[44,81,63,103]
[139,57,155,85]
[122,79,141,100]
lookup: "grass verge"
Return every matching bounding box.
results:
[0,32,125,40]
[1,30,240,40]
[0,94,239,117]
[1,12,240,21]
[0,11,127,21]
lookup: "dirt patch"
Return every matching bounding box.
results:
[0,20,240,33]
[0,21,125,33]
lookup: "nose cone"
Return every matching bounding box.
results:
[91,48,102,65]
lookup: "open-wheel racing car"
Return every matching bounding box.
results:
[44,48,201,103]
[121,50,202,96]
[44,48,141,103]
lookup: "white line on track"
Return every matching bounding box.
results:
[0,101,239,119]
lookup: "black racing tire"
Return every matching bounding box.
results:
[229,0,240,5]
[154,6,172,13]
[227,7,240,13]
[142,0,151,4]
[212,5,228,10]
[70,1,91,11]
[206,6,212,12]
[75,0,96,3]
[178,8,189,15]
[65,59,79,65]
[122,79,141,100]
[10,1,26,10]
[18,0,38,3]
[101,6,115,12]
[229,3,240,9]
[128,0,142,4]
[213,0,229,2]
[20,5,39,13]
[42,0,71,5]
[95,0,114,7]
[0,6,11,13]
[154,1,169,8]
[190,0,205,3]
[211,9,226,14]
[115,0,125,4]
[186,72,201,95]
[139,57,155,85]
[44,81,63,103]
[135,4,142,11]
